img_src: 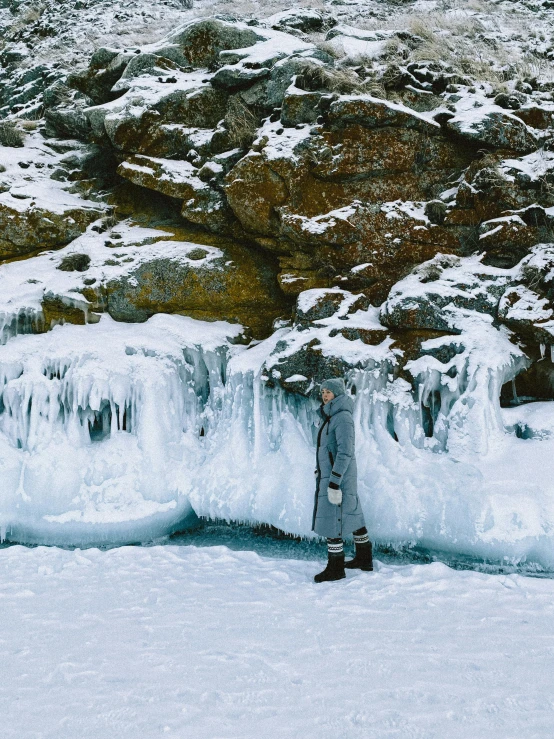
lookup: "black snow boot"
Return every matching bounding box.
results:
[344,541,373,571]
[314,553,346,583]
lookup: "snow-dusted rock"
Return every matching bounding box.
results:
[87,74,228,155]
[498,284,554,344]
[117,155,232,232]
[265,8,335,34]
[446,108,538,154]
[262,291,392,396]
[224,107,471,300]
[165,19,263,68]
[326,94,441,133]
[0,136,105,260]
[381,254,512,332]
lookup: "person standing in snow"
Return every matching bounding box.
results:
[312,378,372,583]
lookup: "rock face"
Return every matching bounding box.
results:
[446,109,538,153]
[4,12,554,357]
[35,14,552,318]
[97,240,287,338]
[380,254,511,332]
[261,288,392,396]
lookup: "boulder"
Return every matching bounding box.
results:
[280,85,323,126]
[117,155,232,232]
[41,293,93,328]
[0,194,104,261]
[513,105,554,130]
[326,95,442,134]
[446,108,538,154]
[212,65,271,90]
[94,240,289,338]
[224,152,289,235]
[117,155,209,201]
[266,9,335,34]
[494,244,554,345]
[478,215,538,268]
[498,285,554,344]
[68,50,132,104]
[261,288,391,396]
[87,78,228,155]
[165,19,263,68]
[265,56,324,109]
[45,105,92,141]
[294,287,369,326]
[381,254,512,332]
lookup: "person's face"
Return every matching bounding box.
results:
[321,388,335,405]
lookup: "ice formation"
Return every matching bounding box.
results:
[0,314,243,545]
[1,294,554,569]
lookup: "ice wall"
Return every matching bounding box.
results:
[187,312,554,568]
[1,310,554,568]
[0,314,243,546]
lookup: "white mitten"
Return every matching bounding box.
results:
[327,485,342,505]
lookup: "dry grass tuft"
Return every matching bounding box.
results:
[0,121,25,148]
[314,39,346,61]
[225,96,259,149]
[19,4,44,25]
[101,209,120,231]
[296,61,361,94]
[358,78,388,99]
[18,119,39,131]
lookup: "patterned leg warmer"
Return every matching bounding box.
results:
[345,527,373,572]
[353,527,370,546]
[327,537,344,556]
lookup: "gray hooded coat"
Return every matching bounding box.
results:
[312,394,366,539]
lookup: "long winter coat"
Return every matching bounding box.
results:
[312,394,366,539]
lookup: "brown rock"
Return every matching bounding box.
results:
[117,155,209,200]
[326,95,441,134]
[99,240,288,338]
[446,110,537,154]
[224,152,288,234]
[117,155,232,233]
[97,85,229,155]
[41,293,95,328]
[479,215,539,268]
[513,106,554,130]
[0,198,104,262]
[165,19,262,68]
[224,109,474,298]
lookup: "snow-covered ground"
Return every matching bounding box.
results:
[1,543,553,739]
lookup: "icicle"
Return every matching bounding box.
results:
[551,345,554,363]
[540,343,546,360]
[0,308,44,346]
[511,378,519,406]
[252,370,262,462]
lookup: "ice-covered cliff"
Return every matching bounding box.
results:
[2,0,554,567]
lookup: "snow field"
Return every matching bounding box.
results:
[1,544,554,738]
